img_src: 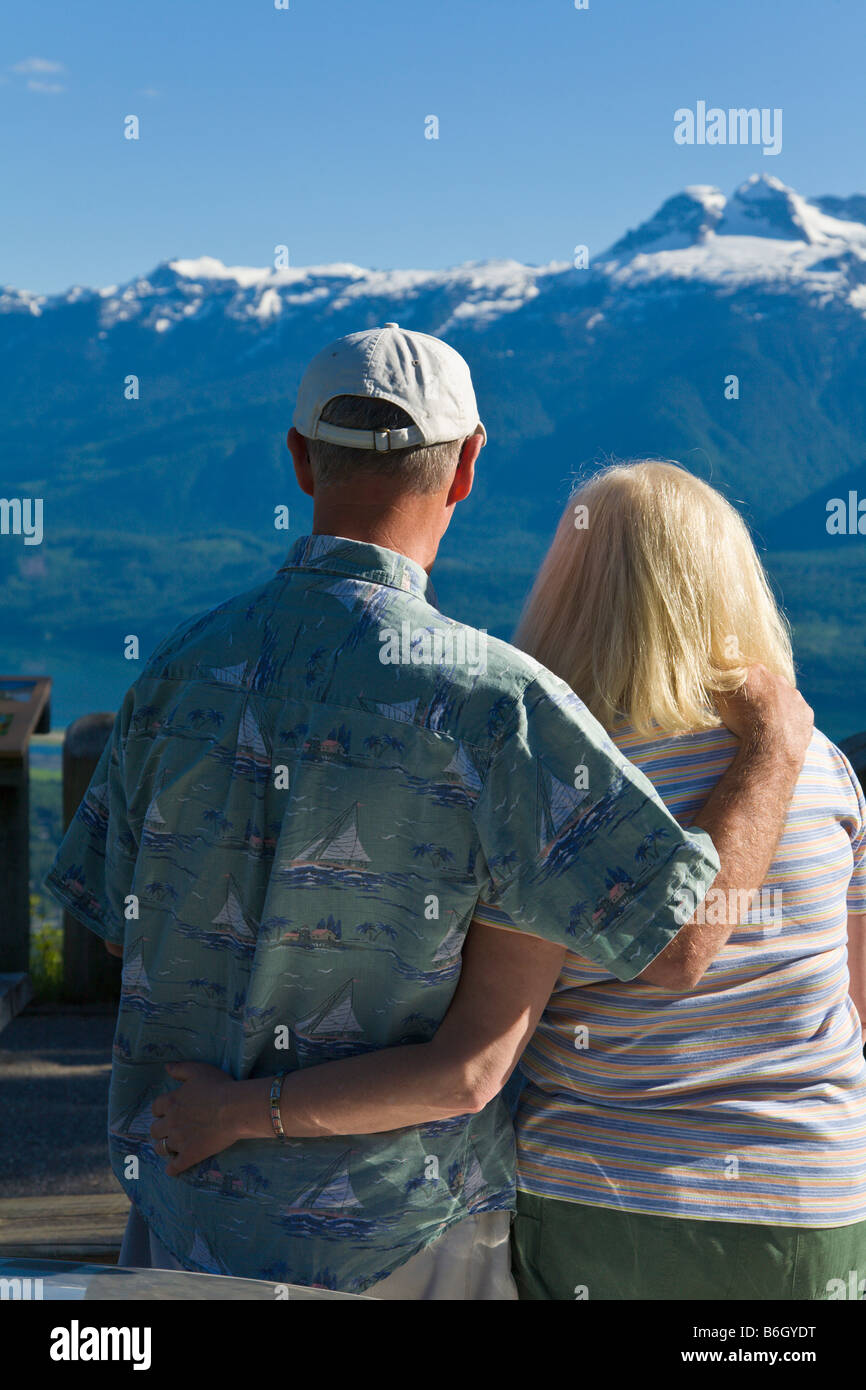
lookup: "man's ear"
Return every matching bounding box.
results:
[446,434,482,507]
[288,427,315,497]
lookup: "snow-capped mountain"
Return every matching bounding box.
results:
[4,173,865,522]
[0,254,565,338]
[607,174,866,257]
[2,173,865,732]
[5,175,866,338]
[598,176,866,310]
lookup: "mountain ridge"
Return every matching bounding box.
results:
[5,175,866,335]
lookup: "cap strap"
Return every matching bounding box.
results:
[313,421,426,452]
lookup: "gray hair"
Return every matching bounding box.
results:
[304,395,463,494]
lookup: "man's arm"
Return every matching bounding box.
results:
[846,912,866,1047]
[639,666,813,989]
[151,923,566,1174]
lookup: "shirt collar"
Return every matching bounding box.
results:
[279,534,439,607]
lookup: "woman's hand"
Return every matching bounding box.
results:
[150,1062,242,1177]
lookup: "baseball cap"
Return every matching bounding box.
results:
[293,323,487,453]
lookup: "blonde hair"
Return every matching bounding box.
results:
[515,460,795,735]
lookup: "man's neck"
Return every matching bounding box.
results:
[310,500,443,574]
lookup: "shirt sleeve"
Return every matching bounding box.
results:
[43,690,138,945]
[834,747,866,913]
[471,667,720,982]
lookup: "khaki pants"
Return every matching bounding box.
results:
[119,1204,518,1301]
[369,1212,518,1300]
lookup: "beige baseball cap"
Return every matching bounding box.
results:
[293,323,487,453]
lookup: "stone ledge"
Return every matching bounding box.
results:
[0,1192,129,1264]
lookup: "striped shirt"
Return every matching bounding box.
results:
[476,725,866,1226]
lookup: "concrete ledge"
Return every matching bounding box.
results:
[0,973,33,1035]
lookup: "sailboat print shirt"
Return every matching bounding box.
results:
[45,534,719,1292]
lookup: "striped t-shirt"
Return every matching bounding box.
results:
[476,725,866,1226]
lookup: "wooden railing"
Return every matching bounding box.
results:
[59,714,122,1002]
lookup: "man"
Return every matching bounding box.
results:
[46,324,812,1298]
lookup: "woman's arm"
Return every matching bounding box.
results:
[151,922,566,1175]
[847,912,866,1046]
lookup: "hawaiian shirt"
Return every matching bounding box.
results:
[45,534,719,1292]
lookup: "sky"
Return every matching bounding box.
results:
[3,0,866,295]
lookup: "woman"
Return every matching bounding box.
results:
[488,460,866,1300]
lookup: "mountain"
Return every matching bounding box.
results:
[2,173,865,737]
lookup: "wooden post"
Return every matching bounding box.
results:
[61,713,122,1003]
[0,758,30,973]
[0,676,51,974]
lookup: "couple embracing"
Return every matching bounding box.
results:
[48,325,866,1300]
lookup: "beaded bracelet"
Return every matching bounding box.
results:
[269,1071,289,1140]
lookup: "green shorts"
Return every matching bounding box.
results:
[511,1191,866,1301]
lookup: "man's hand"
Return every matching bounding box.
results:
[715,663,813,761]
[639,665,813,990]
[150,1062,241,1176]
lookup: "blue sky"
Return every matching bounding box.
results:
[3,0,865,294]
